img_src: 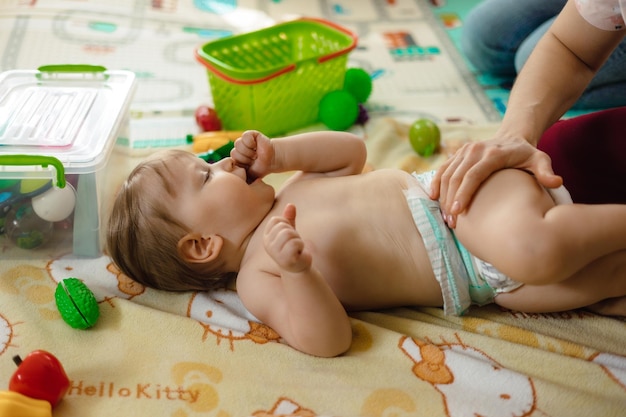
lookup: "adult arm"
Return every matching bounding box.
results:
[431,0,625,226]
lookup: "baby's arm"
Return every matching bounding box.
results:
[238,204,352,357]
[231,130,366,182]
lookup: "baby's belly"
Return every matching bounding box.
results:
[277,170,443,310]
[313,218,443,310]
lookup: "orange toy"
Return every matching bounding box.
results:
[0,391,52,417]
[190,130,244,153]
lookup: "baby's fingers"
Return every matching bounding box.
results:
[264,217,310,272]
[232,131,263,162]
[279,236,310,272]
[231,136,256,165]
[264,218,299,255]
[282,203,297,227]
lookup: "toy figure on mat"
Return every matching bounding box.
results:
[432,0,626,226]
[107,130,626,357]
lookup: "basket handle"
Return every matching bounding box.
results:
[195,52,296,85]
[0,155,67,188]
[311,18,358,64]
[196,18,357,85]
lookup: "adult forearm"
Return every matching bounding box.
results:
[498,0,625,147]
[498,33,594,147]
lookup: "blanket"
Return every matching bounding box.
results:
[1,118,625,417]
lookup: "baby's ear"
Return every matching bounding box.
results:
[178,234,223,264]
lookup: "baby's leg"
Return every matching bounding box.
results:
[494,250,626,316]
[454,168,626,285]
[587,297,626,316]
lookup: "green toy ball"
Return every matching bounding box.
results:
[319,90,359,131]
[55,278,100,329]
[409,118,441,157]
[344,68,373,103]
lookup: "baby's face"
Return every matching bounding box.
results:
[165,153,275,242]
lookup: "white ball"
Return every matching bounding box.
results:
[32,184,77,222]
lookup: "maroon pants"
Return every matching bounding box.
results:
[537,107,626,204]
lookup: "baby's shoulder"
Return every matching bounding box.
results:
[238,236,279,278]
[235,253,281,307]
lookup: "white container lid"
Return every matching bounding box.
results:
[0,65,136,176]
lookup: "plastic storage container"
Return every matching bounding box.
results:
[0,65,136,258]
[196,18,357,136]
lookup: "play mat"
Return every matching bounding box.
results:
[1,1,625,416]
[1,0,501,152]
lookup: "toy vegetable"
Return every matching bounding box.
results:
[0,350,70,416]
[55,277,100,329]
[9,351,70,407]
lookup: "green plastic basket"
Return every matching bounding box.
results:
[196,18,357,136]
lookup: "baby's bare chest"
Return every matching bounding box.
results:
[273,171,415,242]
[273,174,424,271]
[245,171,439,309]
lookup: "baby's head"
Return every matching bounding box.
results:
[106,149,233,292]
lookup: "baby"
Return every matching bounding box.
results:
[107,130,626,357]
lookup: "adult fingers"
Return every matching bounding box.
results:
[527,150,563,189]
[438,141,491,214]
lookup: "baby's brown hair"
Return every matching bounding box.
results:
[106,150,233,292]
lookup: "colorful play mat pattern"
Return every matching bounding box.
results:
[2,0,506,153]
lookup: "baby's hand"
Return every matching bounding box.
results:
[231,130,274,182]
[264,204,312,273]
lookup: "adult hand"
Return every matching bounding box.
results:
[430,136,562,227]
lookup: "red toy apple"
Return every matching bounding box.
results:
[195,105,222,132]
[9,350,70,408]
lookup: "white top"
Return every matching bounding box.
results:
[575,0,626,30]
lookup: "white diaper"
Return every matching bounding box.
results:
[407,170,572,315]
